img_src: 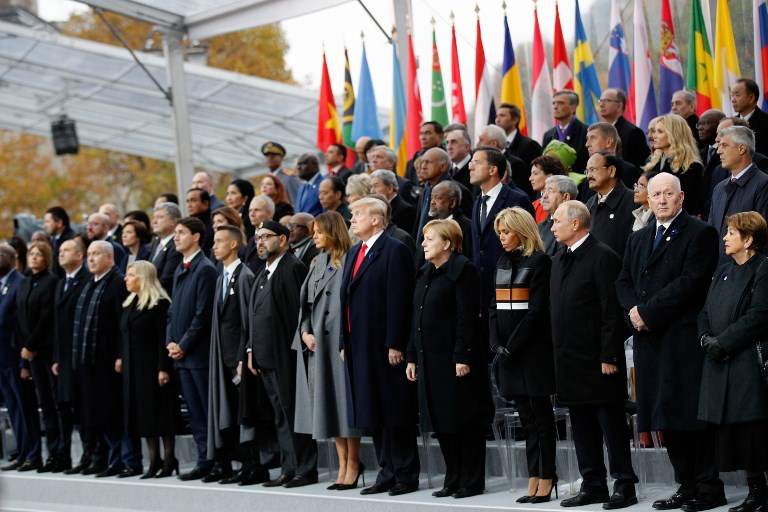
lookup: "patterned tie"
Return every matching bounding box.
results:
[652,225,667,251]
[480,195,490,227]
[222,271,229,302]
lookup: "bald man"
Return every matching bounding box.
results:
[193,171,223,210]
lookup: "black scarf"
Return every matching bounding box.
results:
[72,267,115,368]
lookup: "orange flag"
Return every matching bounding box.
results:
[317,52,341,152]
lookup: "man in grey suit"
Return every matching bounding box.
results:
[539,175,578,256]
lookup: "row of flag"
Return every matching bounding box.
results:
[317,0,765,176]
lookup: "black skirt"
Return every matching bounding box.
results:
[717,420,768,472]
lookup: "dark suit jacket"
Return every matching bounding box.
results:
[291,236,319,269]
[166,251,218,369]
[615,116,651,168]
[748,107,768,157]
[390,194,416,234]
[53,265,91,402]
[16,270,58,358]
[542,118,589,173]
[450,159,473,192]
[686,114,700,145]
[505,133,542,198]
[385,224,416,257]
[0,269,22,369]
[51,226,75,277]
[471,184,535,311]
[333,166,353,184]
[585,184,636,258]
[215,262,249,369]
[615,212,719,430]
[538,216,558,256]
[150,237,182,294]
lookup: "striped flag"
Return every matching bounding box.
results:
[390,42,408,176]
[552,0,573,91]
[531,5,553,145]
[450,21,467,124]
[659,0,684,114]
[608,0,633,122]
[714,0,741,115]
[755,0,768,110]
[406,33,423,159]
[501,14,527,135]
[686,0,718,113]
[632,0,657,132]
[472,16,497,143]
[573,0,601,124]
[430,27,449,126]
[341,48,355,149]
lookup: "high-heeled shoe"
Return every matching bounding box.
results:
[335,462,365,491]
[327,482,342,490]
[529,477,559,504]
[155,458,179,478]
[141,459,163,479]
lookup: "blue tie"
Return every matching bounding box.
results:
[222,271,229,302]
[652,225,667,251]
[64,276,74,292]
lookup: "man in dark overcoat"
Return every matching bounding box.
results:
[246,221,315,488]
[340,197,419,496]
[585,152,635,258]
[550,201,638,509]
[149,202,183,294]
[615,172,724,512]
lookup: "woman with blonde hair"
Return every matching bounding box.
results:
[406,219,492,498]
[644,113,705,215]
[292,211,364,490]
[345,173,372,205]
[489,207,558,503]
[115,261,179,478]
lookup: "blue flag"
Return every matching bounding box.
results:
[351,44,382,141]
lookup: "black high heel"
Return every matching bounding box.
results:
[155,458,179,478]
[141,459,163,479]
[335,462,365,490]
[529,477,559,503]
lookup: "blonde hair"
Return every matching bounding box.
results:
[350,196,387,225]
[122,260,171,310]
[644,114,701,173]
[494,207,544,257]
[423,219,463,254]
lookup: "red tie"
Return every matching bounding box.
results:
[352,243,367,278]
[183,261,191,271]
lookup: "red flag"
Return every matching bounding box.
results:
[316,53,341,152]
[552,0,573,91]
[406,33,423,158]
[450,23,467,124]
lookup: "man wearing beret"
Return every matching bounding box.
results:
[262,142,301,205]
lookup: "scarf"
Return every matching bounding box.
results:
[72,267,114,368]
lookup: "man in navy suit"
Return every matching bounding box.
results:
[150,202,183,294]
[43,206,75,277]
[470,146,534,314]
[0,244,41,471]
[340,197,419,496]
[167,217,218,481]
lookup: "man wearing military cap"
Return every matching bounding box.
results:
[262,142,301,205]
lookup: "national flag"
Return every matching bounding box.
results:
[714,0,741,115]
[608,0,634,122]
[341,47,355,148]
[659,0,684,114]
[450,21,467,124]
[754,0,768,110]
[406,33,423,159]
[390,42,408,176]
[573,0,601,124]
[472,16,497,143]
[430,27,449,126]
[351,43,382,141]
[553,0,573,91]
[531,5,553,144]
[632,0,658,132]
[316,52,341,152]
[501,14,527,135]
[686,0,718,113]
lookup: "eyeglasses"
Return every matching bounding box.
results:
[255,233,278,242]
[585,165,609,174]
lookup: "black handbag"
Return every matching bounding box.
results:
[756,341,768,386]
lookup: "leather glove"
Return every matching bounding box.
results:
[701,335,728,361]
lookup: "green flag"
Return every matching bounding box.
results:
[342,48,356,147]
[430,29,449,125]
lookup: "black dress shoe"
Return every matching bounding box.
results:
[360,483,393,495]
[37,457,58,473]
[81,463,107,476]
[1,460,22,471]
[655,492,696,510]
[388,483,418,496]
[17,459,42,472]
[117,467,143,478]
[238,468,270,486]
[202,465,232,483]
[53,457,72,473]
[262,474,294,487]
[95,466,123,478]
[178,466,211,481]
[561,490,611,507]
[219,471,241,485]
[604,492,639,510]
[432,487,458,498]
[283,474,318,488]
[65,460,91,475]
[454,488,484,499]
[682,496,728,512]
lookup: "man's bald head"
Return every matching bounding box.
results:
[98,204,119,227]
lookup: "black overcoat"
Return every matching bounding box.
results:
[53,265,90,403]
[585,184,635,258]
[550,236,626,405]
[698,256,768,425]
[615,211,719,431]
[16,270,58,359]
[490,250,555,398]
[340,233,416,430]
[406,254,492,433]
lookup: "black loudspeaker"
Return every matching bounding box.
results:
[51,115,79,155]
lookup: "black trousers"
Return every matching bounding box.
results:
[29,356,61,459]
[663,428,724,499]
[569,403,638,491]
[214,367,240,468]
[436,427,486,492]
[261,370,317,478]
[514,395,557,479]
[372,426,420,487]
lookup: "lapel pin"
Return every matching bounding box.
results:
[666,236,671,242]
[609,213,615,219]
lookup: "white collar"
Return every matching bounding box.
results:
[658,209,683,231]
[505,129,518,144]
[482,181,504,201]
[265,253,285,278]
[740,109,756,121]
[222,258,241,276]
[94,267,113,282]
[183,249,201,265]
[568,233,590,252]
[65,265,83,280]
[597,187,615,203]
[159,233,174,247]
[453,154,471,169]
[360,229,384,250]
[731,163,754,180]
